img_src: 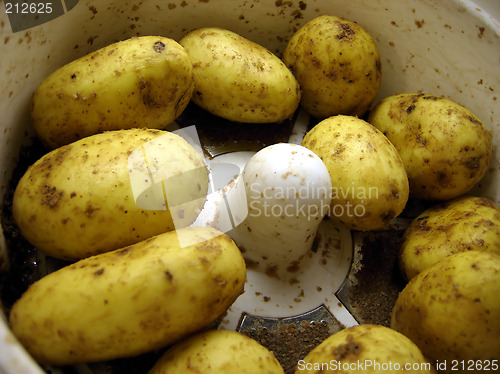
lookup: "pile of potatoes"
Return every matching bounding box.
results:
[5,12,500,374]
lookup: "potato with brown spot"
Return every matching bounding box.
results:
[149,329,284,374]
[12,128,208,260]
[296,324,435,373]
[9,227,246,366]
[301,115,409,231]
[391,251,500,373]
[179,27,300,123]
[283,15,382,119]
[399,195,500,280]
[368,93,492,200]
[31,36,194,148]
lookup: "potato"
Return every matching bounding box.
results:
[12,128,208,260]
[301,115,409,231]
[282,15,381,119]
[9,227,246,366]
[149,329,284,374]
[228,143,332,278]
[367,93,493,200]
[391,251,500,373]
[296,324,436,373]
[31,36,194,148]
[179,27,300,123]
[399,196,500,280]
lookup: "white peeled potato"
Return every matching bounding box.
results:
[283,15,381,119]
[31,36,194,148]
[228,143,332,277]
[9,227,246,366]
[179,27,300,123]
[13,129,208,260]
[149,329,284,374]
[368,93,492,200]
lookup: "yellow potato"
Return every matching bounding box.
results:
[301,115,409,231]
[31,36,194,148]
[367,93,493,200]
[12,128,208,260]
[296,324,435,373]
[283,15,382,119]
[399,196,500,280]
[179,27,300,123]
[9,227,246,366]
[149,329,284,374]
[391,251,500,373]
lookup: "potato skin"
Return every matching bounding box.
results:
[9,227,246,366]
[367,93,492,200]
[296,324,435,373]
[12,128,208,260]
[283,15,381,119]
[179,27,300,123]
[149,329,284,374]
[391,251,500,372]
[31,36,194,148]
[301,115,409,231]
[399,196,500,280]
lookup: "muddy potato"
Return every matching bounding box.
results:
[368,93,492,200]
[391,251,500,372]
[296,324,435,373]
[9,227,246,366]
[31,36,194,148]
[13,128,208,261]
[149,329,284,374]
[399,196,500,280]
[179,27,300,123]
[301,115,409,231]
[283,15,382,119]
